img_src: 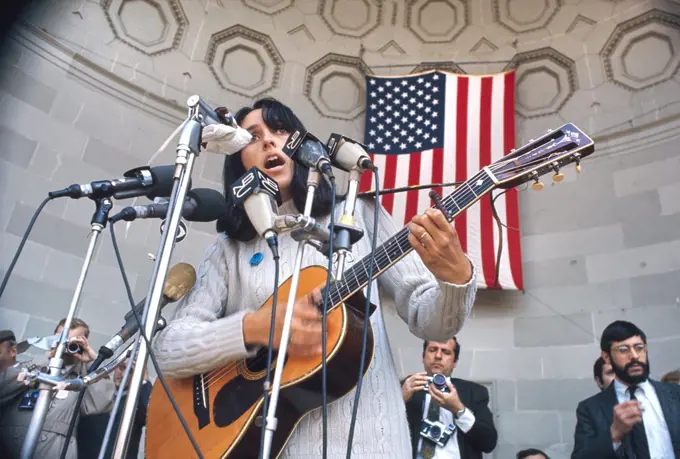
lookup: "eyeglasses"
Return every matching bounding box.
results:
[613,343,647,356]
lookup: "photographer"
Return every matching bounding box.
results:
[402,338,497,459]
[0,318,115,459]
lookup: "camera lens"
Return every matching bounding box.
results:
[430,425,441,438]
[432,373,447,390]
[66,342,81,354]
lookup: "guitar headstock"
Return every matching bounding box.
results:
[490,123,595,189]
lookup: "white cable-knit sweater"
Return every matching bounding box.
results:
[152,197,477,458]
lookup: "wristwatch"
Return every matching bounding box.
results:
[455,407,466,418]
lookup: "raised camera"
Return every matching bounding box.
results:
[65,341,82,355]
[423,373,449,393]
[420,418,456,447]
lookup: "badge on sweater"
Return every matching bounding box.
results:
[250,252,264,266]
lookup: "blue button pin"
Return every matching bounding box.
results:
[250,252,264,266]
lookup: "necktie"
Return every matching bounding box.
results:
[628,385,651,459]
[419,398,440,459]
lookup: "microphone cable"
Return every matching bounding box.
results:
[345,167,380,459]
[0,195,54,300]
[320,177,337,458]
[258,243,281,459]
[100,221,204,459]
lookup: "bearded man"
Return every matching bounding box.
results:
[571,320,680,459]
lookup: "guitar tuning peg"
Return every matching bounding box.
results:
[552,164,564,183]
[573,153,582,174]
[532,178,544,191]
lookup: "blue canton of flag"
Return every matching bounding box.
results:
[364,72,446,154]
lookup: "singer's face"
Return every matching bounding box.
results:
[240,109,294,202]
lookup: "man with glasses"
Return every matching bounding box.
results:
[571,320,680,459]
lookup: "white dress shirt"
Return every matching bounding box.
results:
[416,393,476,459]
[613,379,675,459]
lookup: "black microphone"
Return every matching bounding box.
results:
[231,167,281,255]
[326,134,374,171]
[282,129,334,179]
[48,165,179,200]
[109,188,226,223]
[89,263,197,370]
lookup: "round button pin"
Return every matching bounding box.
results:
[250,252,264,266]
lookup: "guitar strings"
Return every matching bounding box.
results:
[200,183,484,388]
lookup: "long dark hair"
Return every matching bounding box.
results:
[215,98,336,241]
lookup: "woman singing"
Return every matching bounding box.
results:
[152,98,477,458]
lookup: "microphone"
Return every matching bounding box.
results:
[231,167,281,255]
[90,263,197,370]
[326,134,374,171]
[109,188,226,223]
[187,95,238,128]
[48,165,179,200]
[282,129,334,179]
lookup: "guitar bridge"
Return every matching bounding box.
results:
[193,373,210,430]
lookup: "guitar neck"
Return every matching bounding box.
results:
[322,168,497,309]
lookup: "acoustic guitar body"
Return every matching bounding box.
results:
[146,265,375,459]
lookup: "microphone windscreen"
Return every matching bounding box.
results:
[163,262,197,302]
[147,165,192,199]
[186,188,226,222]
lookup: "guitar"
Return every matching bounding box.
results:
[145,123,595,458]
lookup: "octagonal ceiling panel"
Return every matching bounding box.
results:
[319,0,382,38]
[242,0,293,14]
[103,0,187,55]
[493,0,562,34]
[305,53,370,120]
[600,9,680,91]
[406,0,470,43]
[206,25,283,98]
[509,47,578,118]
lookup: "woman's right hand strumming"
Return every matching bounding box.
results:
[242,288,324,357]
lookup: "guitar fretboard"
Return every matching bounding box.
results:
[321,169,496,309]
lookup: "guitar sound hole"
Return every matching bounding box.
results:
[244,348,277,374]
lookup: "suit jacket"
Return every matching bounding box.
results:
[0,358,115,459]
[404,377,497,459]
[571,379,680,459]
[77,380,152,459]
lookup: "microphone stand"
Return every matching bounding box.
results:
[20,197,113,459]
[108,95,203,459]
[261,169,320,459]
[330,167,364,279]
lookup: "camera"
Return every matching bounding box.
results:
[420,418,456,447]
[64,341,82,355]
[18,389,40,411]
[423,373,449,393]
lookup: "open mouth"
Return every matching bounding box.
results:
[265,155,285,171]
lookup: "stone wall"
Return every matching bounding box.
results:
[1,0,679,457]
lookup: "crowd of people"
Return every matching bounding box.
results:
[1,98,679,459]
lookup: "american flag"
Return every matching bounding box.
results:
[359,70,523,290]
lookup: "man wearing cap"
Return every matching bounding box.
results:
[0,330,18,373]
[0,318,116,459]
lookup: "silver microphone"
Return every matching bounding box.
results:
[326,134,374,171]
[231,167,282,255]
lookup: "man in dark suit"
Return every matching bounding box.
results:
[77,358,151,459]
[402,337,497,459]
[572,320,680,459]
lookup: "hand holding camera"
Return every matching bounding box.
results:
[401,372,430,402]
[428,377,465,415]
